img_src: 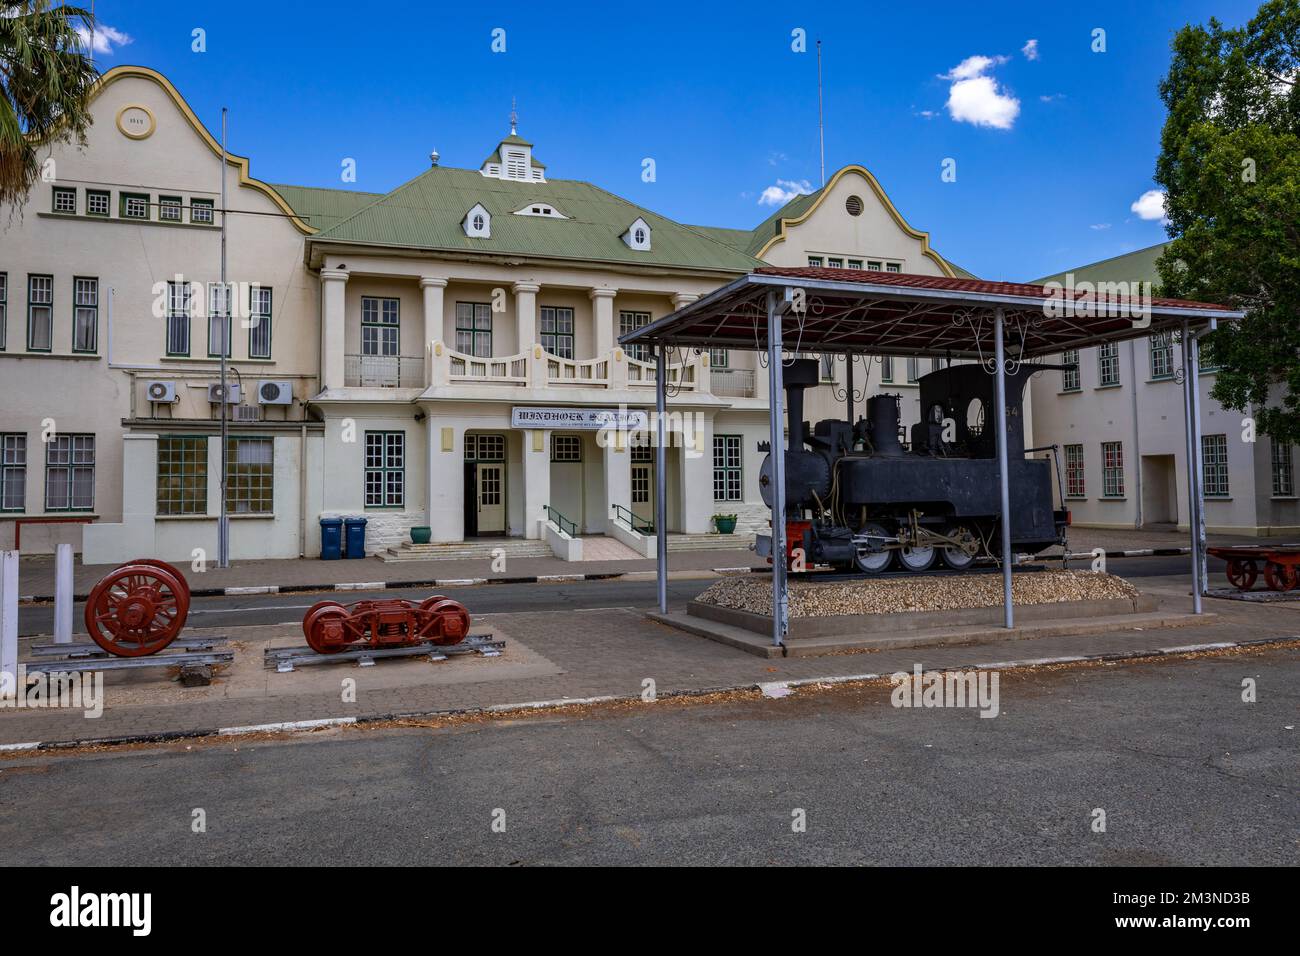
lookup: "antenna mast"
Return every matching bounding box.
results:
[817,40,825,187]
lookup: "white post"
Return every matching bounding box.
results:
[994,308,1014,629]
[54,542,73,644]
[767,291,788,648]
[1,551,17,700]
[655,348,668,614]
[1181,323,1204,612]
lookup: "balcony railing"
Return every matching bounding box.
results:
[711,368,755,398]
[627,357,697,390]
[428,342,702,393]
[447,347,528,385]
[345,354,424,388]
[547,353,609,386]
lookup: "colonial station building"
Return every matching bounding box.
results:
[2,66,1290,562]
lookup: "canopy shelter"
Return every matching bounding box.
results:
[621,266,1246,649]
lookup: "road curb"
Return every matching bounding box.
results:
[4,637,1292,754]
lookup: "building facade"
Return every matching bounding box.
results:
[0,65,974,561]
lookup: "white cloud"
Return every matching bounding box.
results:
[75,24,132,55]
[1130,189,1168,223]
[1090,223,1111,231]
[758,179,813,206]
[941,55,1020,130]
[1022,39,1039,61]
[1039,93,1064,103]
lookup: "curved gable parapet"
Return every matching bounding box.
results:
[755,164,956,277]
[91,65,315,235]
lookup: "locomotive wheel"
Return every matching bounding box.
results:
[303,601,351,654]
[896,544,937,573]
[1225,559,1257,591]
[939,525,979,571]
[417,595,450,612]
[84,563,188,657]
[1263,561,1299,592]
[123,559,192,601]
[424,598,471,646]
[852,522,893,574]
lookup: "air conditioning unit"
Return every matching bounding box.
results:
[145,380,177,404]
[233,405,261,423]
[257,380,294,405]
[207,383,240,404]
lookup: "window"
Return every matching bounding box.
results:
[364,432,404,507]
[846,260,863,270]
[1101,441,1125,498]
[540,306,574,359]
[827,257,844,268]
[121,192,150,219]
[1061,349,1080,391]
[52,187,76,213]
[1064,444,1085,498]
[880,356,894,383]
[44,434,94,511]
[713,435,742,501]
[159,196,182,222]
[465,433,505,461]
[226,437,273,514]
[72,277,97,352]
[1198,336,1222,373]
[709,348,728,368]
[1202,434,1229,497]
[206,283,231,357]
[454,301,492,357]
[1272,441,1295,497]
[866,261,883,271]
[1149,332,1174,380]
[906,357,921,384]
[886,262,902,273]
[634,227,646,244]
[551,435,582,462]
[156,436,208,515]
[0,272,6,350]
[87,190,110,217]
[845,195,864,216]
[1098,342,1120,386]
[619,310,652,362]
[362,296,400,356]
[166,281,191,356]
[0,434,25,512]
[190,198,214,224]
[806,256,823,268]
[27,274,52,351]
[631,441,654,463]
[249,286,272,359]
[820,354,835,381]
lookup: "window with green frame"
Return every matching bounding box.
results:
[190,198,214,224]
[27,274,52,352]
[361,296,399,356]
[52,186,76,214]
[0,433,26,512]
[207,282,231,357]
[158,195,183,222]
[712,434,742,501]
[455,301,492,357]
[120,192,150,219]
[156,436,208,515]
[709,348,728,368]
[539,306,574,358]
[166,281,191,356]
[44,434,94,511]
[72,277,98,353]
[248,285,272,359]
[364,431,404,507]
[86,189,110,217]
[880,355,894,382]
[226,437,273,513]
[1061,349,1080,391]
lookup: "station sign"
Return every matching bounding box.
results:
[510,406,647,431]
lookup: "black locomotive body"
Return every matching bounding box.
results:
[757,359,1068,573]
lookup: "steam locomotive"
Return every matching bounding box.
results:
[756,359,1068,573]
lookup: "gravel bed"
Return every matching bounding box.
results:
[696,570,1142,618]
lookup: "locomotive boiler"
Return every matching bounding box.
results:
[757,359,1068,573]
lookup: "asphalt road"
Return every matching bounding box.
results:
[18,553,1211,636]
[0,646,1293,865]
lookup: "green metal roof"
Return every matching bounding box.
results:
[268,183,384,232]
[304,165,765,273]
[1033,242,1170,287]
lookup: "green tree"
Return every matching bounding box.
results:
[0,2,99,212]
[1155,0,1300,445]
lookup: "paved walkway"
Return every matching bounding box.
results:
[2,572,1296,747]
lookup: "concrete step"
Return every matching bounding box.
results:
[668,533,755,552]
[380,539,556,562]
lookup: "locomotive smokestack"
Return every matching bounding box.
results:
[782,359,821,450]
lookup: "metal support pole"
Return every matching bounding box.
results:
[1180,323,1204,612]
[0,551,17,700]
[767,292,788,648]
[1189,333,1208,595]
[993,308,1014,629]
[54,542,73,644]
[844,353,854,424]
[655,347,668,615]
[218,107,230,569]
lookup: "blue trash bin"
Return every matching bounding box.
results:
[344,516,368,559]
[319,517,343,560]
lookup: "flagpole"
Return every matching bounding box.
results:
[218,108,230,569]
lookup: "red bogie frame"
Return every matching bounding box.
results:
[1209,545,1300,592]
[84,559,191,657]
[302,595,472,655]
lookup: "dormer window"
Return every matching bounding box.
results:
[622,217,652,251]
[463,202,491,238]
[513,203,567,219]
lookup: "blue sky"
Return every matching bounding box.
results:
[84,0,1263,280]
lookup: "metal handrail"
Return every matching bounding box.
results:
[611,503,654,535]
[543,505,578,538]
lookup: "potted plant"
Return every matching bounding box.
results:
[713,513,738,534]
[410,525,432,544]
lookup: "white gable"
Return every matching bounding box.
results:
[622,217,652,251]
[463,202,491,238]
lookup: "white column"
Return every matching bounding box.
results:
[1,550,16,701]
[678,411,715,533]
[514,281,540,354]
[420,277,447,387]
[320,269,348,390]
[591,288,618,357]
[523,429,552,540]
[427,416,464,542]
[54,542,73,644]
[603,429,632,529]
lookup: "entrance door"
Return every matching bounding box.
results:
[631,456,655,527]
[1141,454,1178,526]
[476,463,506,534]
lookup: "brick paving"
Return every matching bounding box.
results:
[2,573,1295,747]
